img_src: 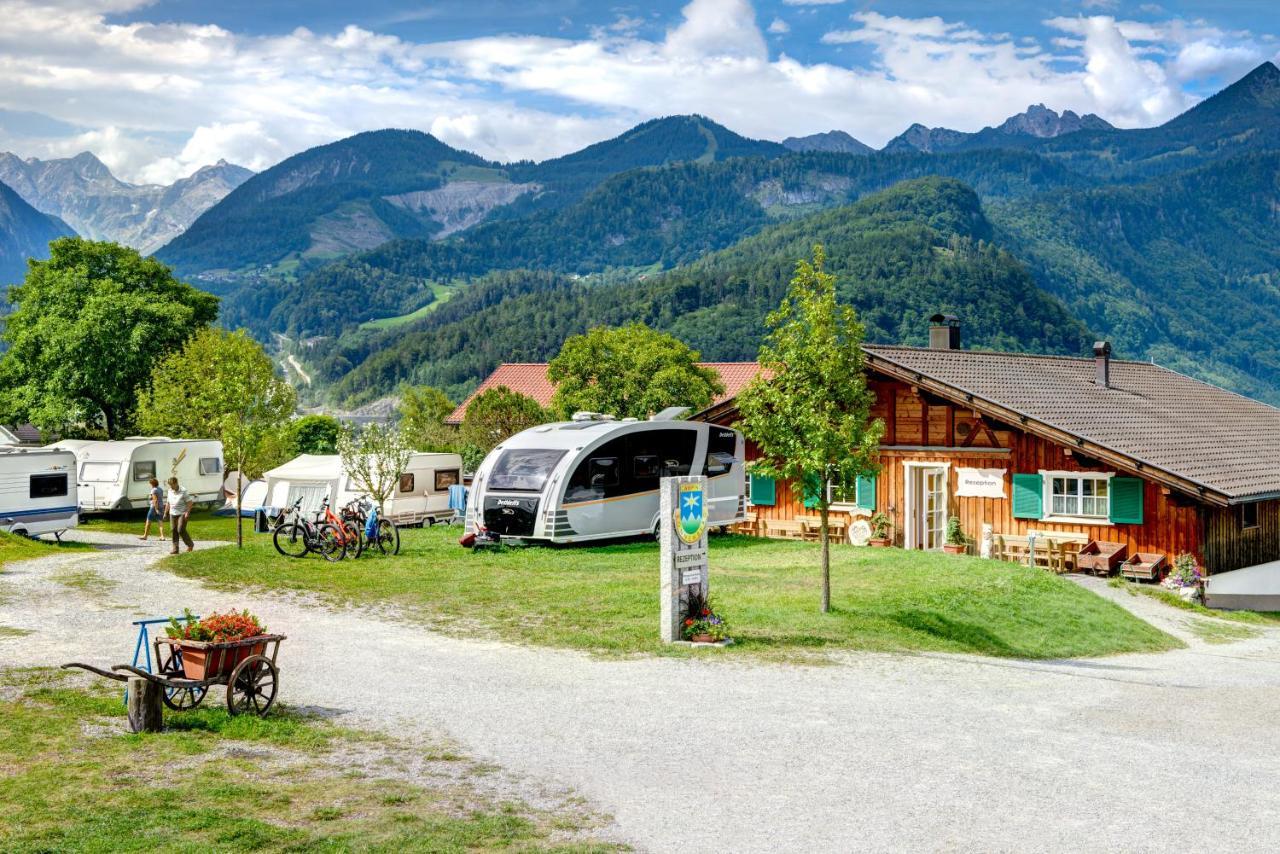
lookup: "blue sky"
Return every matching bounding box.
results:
[1,0,1275,182]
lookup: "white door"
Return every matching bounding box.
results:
[906,466,948,550]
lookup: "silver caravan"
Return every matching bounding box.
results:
[49,437,224,513]
[467,413,745,543]
[0,447,79,537]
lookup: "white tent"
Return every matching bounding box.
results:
[263,455,342,514]
[220,469,268,516]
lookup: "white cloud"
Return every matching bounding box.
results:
[0,0,1271,182]
[782,0,843,5]
[767,17,790,35]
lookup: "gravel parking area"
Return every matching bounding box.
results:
[3,532,1280,852]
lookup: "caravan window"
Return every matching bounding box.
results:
[434,469,460,492]
[489,449,566,492]
[199,458,223,476]
[81,462,120,482]
[132,461,156,482]
[633,455,659,479]
[703,452,735,476]
[30,473,68,498]
[399,473,415,494]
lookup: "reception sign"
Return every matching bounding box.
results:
[956,468,1006,499]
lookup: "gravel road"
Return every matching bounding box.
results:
[3,532,1280,853]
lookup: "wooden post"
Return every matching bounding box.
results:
[127,676,164,733]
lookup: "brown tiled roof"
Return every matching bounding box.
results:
[863,345,1280,502]
[446,362,763,425]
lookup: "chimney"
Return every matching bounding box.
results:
[928,314,961,350]
[1093,341,1111,389]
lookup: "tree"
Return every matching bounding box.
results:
[398,385,456,451]
[737,245,884,613]
[0,238,218,437]
[459,386,547,460]
[286,414,342,455]
[337,424,412,512]
[547,323,723,420]
[136,327,297,547]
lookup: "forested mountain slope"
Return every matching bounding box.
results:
[992,151,1280,403]
[0,180,74,285]
[318,178,1091,404]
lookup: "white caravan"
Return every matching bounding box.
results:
[0,447,79,537]
[466,413,746,544]
[49,438,224,513]
[263,452,464,525]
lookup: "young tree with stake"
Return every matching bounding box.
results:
[338,424,413,513]
[737,245,883,613]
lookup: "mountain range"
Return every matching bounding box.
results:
[0,152,252,255]
[2,60,1278,409]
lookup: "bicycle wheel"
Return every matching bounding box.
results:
[343,521,364,558]
[316,523,347,562]
[273,522,309,558]
[372,518,400,555]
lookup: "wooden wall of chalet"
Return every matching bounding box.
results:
[1203,500,1280,574]
[719,377,1207,564]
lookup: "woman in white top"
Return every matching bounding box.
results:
[166,477,195,554]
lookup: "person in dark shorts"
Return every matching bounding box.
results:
[139,477,166,541]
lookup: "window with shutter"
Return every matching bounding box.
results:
[748,474,775,506]
[1109,477,1144,524]
[1012,474,1044,519]
[802,473,822,509]
[855,475,876,511]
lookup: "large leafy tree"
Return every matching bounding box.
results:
[398,385,456,451]
[459,386,546,468]
[0,238,218,437]
[548,323,723,420]
[286,414,342,455]
[737,245,884,613]
[136,327,297,546]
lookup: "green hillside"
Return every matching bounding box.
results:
[319,178,1091,404]
[992,151,1280,402]
[0,179,74,286]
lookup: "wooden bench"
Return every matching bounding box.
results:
[993,532,1089,573]
[796,515,848,543]
[734,511,759,536]
[764,519,805,539]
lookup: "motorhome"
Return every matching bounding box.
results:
[466,412,746,544]
[0,446,79,537]
[49,438,224,513]
[263,452,464,525]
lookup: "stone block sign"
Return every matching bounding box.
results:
[660,475,709,643]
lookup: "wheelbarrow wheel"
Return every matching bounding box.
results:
[226,655,278,717]
[163,684,208,711]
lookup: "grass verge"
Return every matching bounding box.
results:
[1109,578,1280,626]
[0,531,93,570]
[79,509,245,542]
[0,667,619,852]
[161,526,1179,660]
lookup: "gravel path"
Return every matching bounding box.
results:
[4,533,1280,852]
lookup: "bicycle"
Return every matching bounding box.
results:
[344,496,400,556]
[271,498,345,562]
[323,498,364,559]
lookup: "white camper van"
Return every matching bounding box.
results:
[0,447,79,537]
[466,413,746,544]
[263,452,464,525]
[49,438,224,513]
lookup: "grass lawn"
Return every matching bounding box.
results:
[79,508,245,542]
[1108,577,1280,629]
[0,667,618,852]
[0,531,92,570]
[162,527,1179,660]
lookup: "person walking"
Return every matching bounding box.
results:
[166,476,195,554]
[138,477,167,541]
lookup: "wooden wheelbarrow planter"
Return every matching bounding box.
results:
[64,634,286,732]
[1077,540,1127,576]
[1121,552,1167,583]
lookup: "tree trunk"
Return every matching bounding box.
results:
[236,489,244,548]
[101,405,116,439]
[126,676,163,733]
[820,488,831,614]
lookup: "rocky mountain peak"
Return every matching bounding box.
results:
[997,104,1113,138]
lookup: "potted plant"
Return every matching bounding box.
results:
[868,512,892,547]
[1161,553,1204,602]
[164,609,269,680]
[943,516,968,555]
[681,590,729,644]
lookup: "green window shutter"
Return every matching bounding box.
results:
[1109,477,1144,524]
[750,474,775,506]
[802,473,822,509]
[855,475,877,511]
[1011,474,1044,519]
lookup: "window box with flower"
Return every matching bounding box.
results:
[681,591,731,644]
[163,609,271,680]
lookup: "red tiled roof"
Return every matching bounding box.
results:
[445,362,763,424]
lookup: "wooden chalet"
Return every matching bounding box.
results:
[696,316,1280,577]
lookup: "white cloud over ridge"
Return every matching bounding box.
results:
[0,0,1273,183]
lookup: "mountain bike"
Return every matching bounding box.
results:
[271,498,345,562]
[345,496,400,556]
[323,498,363,558]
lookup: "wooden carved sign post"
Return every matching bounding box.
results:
[660,475,709,643]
